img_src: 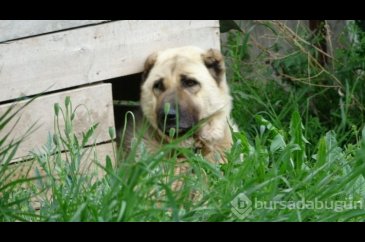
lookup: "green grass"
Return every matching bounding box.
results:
[1,21,365,221]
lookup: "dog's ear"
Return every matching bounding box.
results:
[202,49,225,84]
[142,52,158,82]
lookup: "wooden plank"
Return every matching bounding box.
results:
[0,83,115,161]
[0,20,109,42]
[0,20,220,102]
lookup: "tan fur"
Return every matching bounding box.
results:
[125,46,237,164]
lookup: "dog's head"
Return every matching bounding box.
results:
[140,46,230,137]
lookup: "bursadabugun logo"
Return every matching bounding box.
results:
[231,193,253,219]
[231,192,364,220]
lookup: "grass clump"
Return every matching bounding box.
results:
[1,20,365,221]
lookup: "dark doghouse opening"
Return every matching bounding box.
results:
[104,73,142,138]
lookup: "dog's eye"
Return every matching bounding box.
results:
[153,79,165,92]
[181,77,199,88]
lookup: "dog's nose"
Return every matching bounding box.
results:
[165,106,177,123]
[158,104,179,133]
[157,103,197,136]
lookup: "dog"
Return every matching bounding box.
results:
[121,46,237,165]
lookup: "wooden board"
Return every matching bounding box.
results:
[0,20,109,42]
[0,20,220,102]
[0,83,115,161]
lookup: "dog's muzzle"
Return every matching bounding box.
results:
[157,103,195,136]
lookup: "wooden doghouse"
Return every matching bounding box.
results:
[0,20,220,177]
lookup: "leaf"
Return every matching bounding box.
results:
[70,203,87,222]
[105,155,113,171]
[82,123,99,147]
[0,105,15,129]
[238,30,251,60]
[316,137,327,167]
[324,131,344,164]
[234,131,254,155]
[351,175,365,198]
[117,201,127,221]
[73,134,80,151]
[219,20,242,33]
[289,109,307,169]
[270,134,286,152]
